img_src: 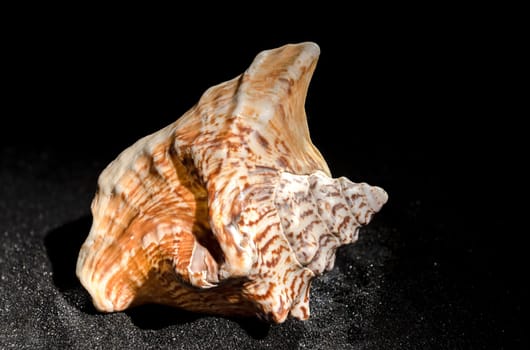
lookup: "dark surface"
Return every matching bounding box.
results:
[1,10,525,349]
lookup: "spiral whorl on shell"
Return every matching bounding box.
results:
[76,42,388,323]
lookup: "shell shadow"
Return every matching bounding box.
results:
[44,215,92,290]
[125,304,271,338]
[43,216,270,338]
[44,215,97,313]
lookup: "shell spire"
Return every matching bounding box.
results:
[76,42,387,323]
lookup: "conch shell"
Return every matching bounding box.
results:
[76,42,388,323]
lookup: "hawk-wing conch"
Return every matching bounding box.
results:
[76,42,388,323]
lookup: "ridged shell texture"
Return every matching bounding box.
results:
[76,42,388,323]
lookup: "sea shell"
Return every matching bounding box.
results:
[76,42,388,323]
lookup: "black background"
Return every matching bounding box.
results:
[1,6,525,349]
